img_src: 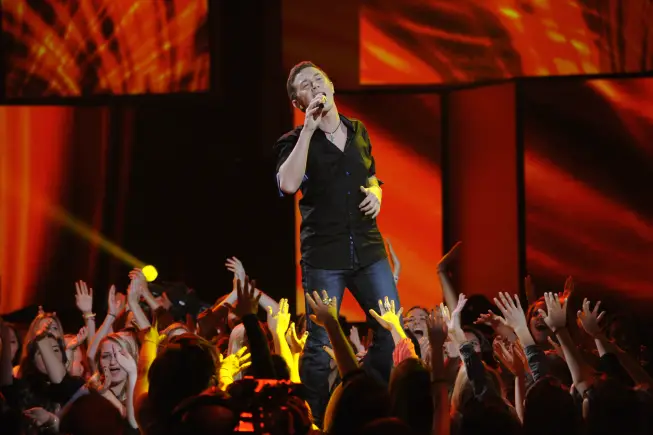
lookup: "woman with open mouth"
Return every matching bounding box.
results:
[95,332,139,428]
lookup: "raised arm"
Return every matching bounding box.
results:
[277,97,323,194]
[369,296,406,345]
[227,277,275,379]
[34,320,67,384]
[74,280,96,347]
[127,270,152,330]
[267,299,300,382]
[88,285,123,369]
[540,288,594,396]
[306,291,359,378]
[578,298,652,388]
[494,339,527,422]
[226,256,279,313]
[437,242,462,312]
[493,292,548,381]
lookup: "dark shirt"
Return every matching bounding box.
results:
[274,114,387,269]
[525,344,549,382]
[1,373,85,412]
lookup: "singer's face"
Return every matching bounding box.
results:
[293,67,334,111]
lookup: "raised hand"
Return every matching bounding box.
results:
[106,285,124,318]
[115,349,137,377]
[426,306,449,347]
[128,268,148,299]
[35,317,54,340]
[303,94,327,131]
[226,277,261,318]
[359,186,381,218]
[538,292,568,334]
[286,322,308,354]
[75,281,93,315]
[577,298,606,338]
[450,293,467,328]
[126,283,141,305]
[440,293,467,344]
[547,336,566,362]
[220,346,252,380]
[493,338,527,376]
[305,290,338,327]
[67,326,88,350]
[349,325,365,353]
[369,296,403,332]
[475,311,516,341]
[225,257,246,285]
[267,298,291,335]
[493,292,528,332]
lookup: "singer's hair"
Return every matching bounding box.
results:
[286,61,330,102]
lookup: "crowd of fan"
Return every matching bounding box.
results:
[0,244,651,434]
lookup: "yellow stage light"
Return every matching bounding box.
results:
[142,265,158,282]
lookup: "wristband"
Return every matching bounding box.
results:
[83,312,96,319]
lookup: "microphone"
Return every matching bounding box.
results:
[317,94,327,109]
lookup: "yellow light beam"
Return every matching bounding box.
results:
[45,204,146,268]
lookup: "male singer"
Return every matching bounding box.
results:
[274,61,400,425]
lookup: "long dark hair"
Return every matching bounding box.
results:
[3,322,23,366]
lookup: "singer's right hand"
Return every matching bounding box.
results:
[303,94,325,132]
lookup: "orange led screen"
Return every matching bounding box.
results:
[523,77,653,310]
[292,93,442,321]
[361,0,653,85]
[2,0,209,97]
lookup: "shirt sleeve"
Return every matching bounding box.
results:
[524,344,550,382]
[360,124,383,186]
[273,131,306,197]
[274,138,295,173]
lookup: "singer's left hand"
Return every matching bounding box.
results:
[359,186,381,218]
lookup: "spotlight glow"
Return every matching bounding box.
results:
[142,265,158,282]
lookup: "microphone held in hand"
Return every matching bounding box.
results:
[317,94,327,109]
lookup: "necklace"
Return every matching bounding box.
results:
[325,120,341,142]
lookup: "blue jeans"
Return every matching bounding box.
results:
[298,256,400,426]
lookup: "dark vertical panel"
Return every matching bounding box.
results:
[446,83,519,299]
